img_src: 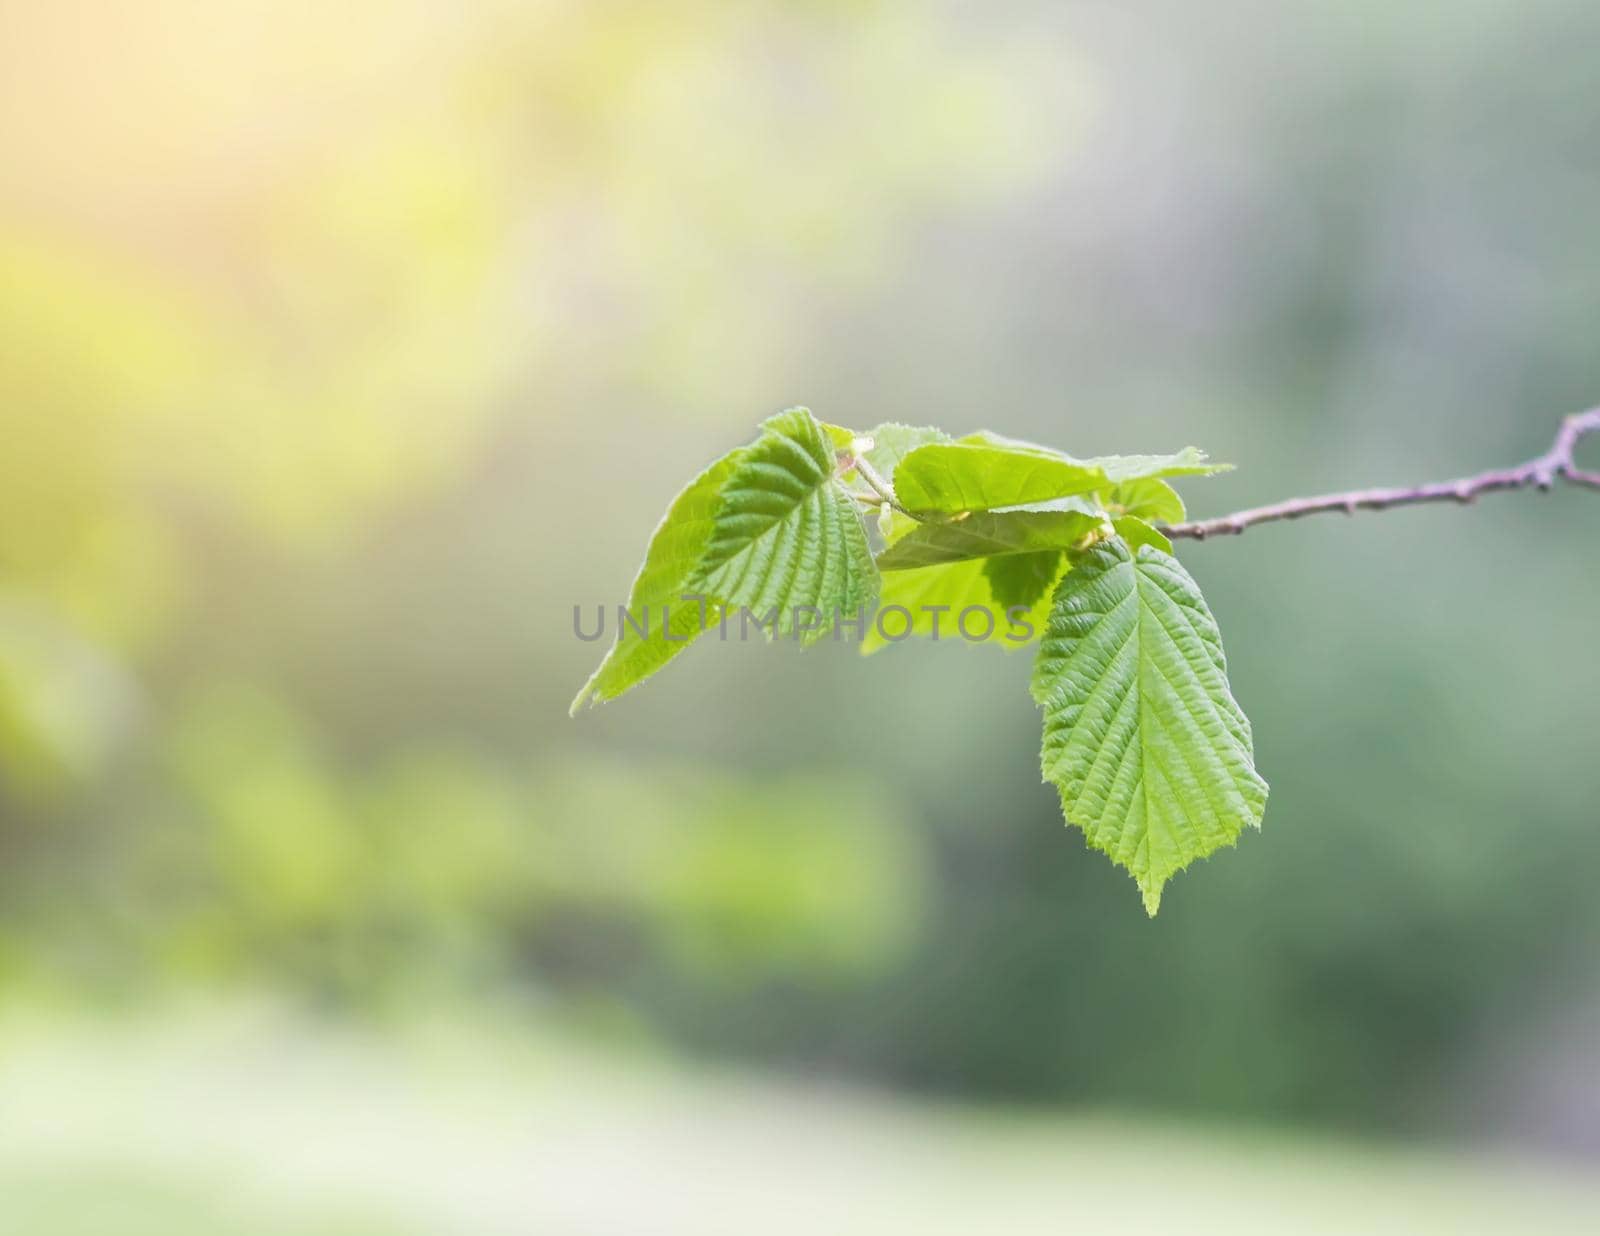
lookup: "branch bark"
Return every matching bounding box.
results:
[1160,408,1600,541]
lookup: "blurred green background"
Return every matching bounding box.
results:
[4,0,1600,1231]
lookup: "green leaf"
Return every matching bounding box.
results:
[895,438,1226,516]
[1112,514,1173,555]
[984,550,1063,610]
[571,449,744,714]
[992,494,1105,517]
[689,408,877,643]
[860,423,952,478]
[876,509,1105,570]
[955,432,1227,485]
[864,550,1069,656]
[1102,476,1186,524]
[817,420,858,451]
[957,429,1070,454]
[1082,446,1230,484]
[861,558,1043,654]
[893,442,1110,514]
[1031,538,1267,914]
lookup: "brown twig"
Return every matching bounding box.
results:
[1162,409,1600,541]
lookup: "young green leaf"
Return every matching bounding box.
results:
[893,441,1110,513]
[689,407,877,643]
[895,438,1226,516]
[859,423,953,478]
[570,449,745,714]
[1112,514,1173,555]
[876,509,1105,570]
[955,432,1228,486]
[861,557,1044,654]
[817,420,858,451]
[1031,538,1267,914]
[956,429,1073,454]
[1082,447,1231,484]
[984,550,1064,610]
[1102,476,1186,524]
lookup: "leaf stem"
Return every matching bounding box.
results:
[842,452,925,521]
[1162,408,1600,541]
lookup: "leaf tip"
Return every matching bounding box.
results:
[569,669,610,716]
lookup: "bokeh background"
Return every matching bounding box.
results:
[3,1,1600,1231]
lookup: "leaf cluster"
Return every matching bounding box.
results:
[573,408,1265,913]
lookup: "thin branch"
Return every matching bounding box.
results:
[1161,408,1600,541]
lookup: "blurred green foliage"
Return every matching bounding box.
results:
[2,0,1600,1144]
